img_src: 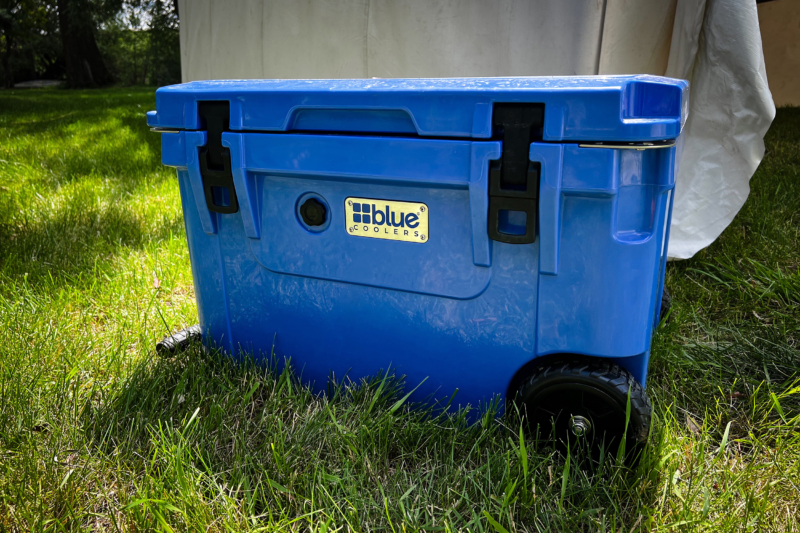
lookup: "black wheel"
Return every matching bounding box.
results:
[659,287,672,325]
[514,356,652,463]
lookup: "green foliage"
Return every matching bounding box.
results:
[0,0,60,86]
[1,0,179,87]
[0,90,798,531]
[97,0,180,87]
[146,0,179,85]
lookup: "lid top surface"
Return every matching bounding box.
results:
[158,74,680,92]
[150,75,689,142]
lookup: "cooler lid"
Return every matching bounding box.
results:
[147,75,688,142]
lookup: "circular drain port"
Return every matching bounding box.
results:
[300,198,327,226]
[296,193,331,233]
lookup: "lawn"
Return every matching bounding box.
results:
[0,88,798,532]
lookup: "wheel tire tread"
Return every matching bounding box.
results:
[519,356,652,444]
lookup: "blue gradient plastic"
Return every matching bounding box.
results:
[153,75,686,413]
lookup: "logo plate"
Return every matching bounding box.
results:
[345,197,428,243]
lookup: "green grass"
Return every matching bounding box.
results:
[0,88,798,532]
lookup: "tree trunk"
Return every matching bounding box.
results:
[56,0,114,87]
[0,17,13,88]
[1,42,12,89]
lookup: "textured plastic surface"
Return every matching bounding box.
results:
[154,75,684,412]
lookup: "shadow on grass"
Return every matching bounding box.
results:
[649,316,800,442]
[5,110,167,189]
[0,88,186,288]
[646,106,800,442]
[83,342,664,529]
[0,191,184,285]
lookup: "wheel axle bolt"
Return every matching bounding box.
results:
[569,415,592,437]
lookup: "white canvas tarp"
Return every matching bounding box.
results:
[177,0,775,259]
[664,0,775,258]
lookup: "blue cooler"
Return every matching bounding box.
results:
[149,76,687,452]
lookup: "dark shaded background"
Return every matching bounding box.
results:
[0,0,180,88]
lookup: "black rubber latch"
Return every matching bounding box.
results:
[300,198,327,226]
[491,104,544,196]
[198,101,239,214]
[488,197,538,245]
[489,160,540,200]
[488,103,544,245]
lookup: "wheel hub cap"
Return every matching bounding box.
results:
[569,415,592,437]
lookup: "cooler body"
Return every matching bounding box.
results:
[149,76,687,410]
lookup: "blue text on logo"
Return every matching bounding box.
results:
[351,203,419,228]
